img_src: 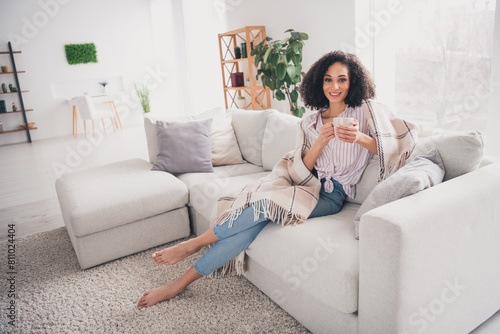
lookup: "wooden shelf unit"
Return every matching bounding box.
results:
[0,42,34,142]
[218,26,271,110]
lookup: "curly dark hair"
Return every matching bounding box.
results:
[300,50,376,109]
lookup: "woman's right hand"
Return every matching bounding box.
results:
[315,122,335,148]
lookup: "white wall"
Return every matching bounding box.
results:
[486,0,500,157]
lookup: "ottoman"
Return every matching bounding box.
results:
[55,158,191,269]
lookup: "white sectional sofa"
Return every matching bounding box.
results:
[57,107,500,334]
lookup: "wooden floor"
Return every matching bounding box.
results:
[0,125,148,241]
[0,125,499,334]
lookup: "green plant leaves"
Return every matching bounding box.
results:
[292,54,301,66]
[65,43,98,65]
[270,53,280,66]
[294,106,305,118]
[275,90,286,101]
[250,28,308,117]
[276,63,287,80]
[286,64,296,79]
[263,47,272,64]
[290,89,299,104]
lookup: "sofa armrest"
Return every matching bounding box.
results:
[358,162,500,334]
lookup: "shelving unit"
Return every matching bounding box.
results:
[218,26,271,110]
[0,42,33,143]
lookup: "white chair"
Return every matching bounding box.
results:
[74,96,116,137]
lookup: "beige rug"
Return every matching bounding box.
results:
[0,227,309,334]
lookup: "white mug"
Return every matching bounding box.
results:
[333,117,354,142]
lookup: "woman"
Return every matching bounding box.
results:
[137,51,379,309]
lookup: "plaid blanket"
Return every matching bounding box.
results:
[362,100,419,181]
[208,100,418,277]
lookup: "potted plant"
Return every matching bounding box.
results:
[134,84,150,113]
[99,81,109,94]
[234,46,241,59]
[235,95,246,109]
[251,29,308,117]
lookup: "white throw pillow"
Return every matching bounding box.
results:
[262,111,300,171]
[211,111,245,166]
[407,131,483,181]
[231,108,274,166]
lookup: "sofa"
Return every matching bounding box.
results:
[57,106,500,334]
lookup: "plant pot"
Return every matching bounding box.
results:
[235,96,246,109]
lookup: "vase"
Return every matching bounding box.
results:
[1,83,7,93]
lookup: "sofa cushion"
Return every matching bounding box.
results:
[262,110,300,171]
[245,203,361,314]
[231,108,274,166]
[188,172,270,220]
[176,163,266,194]
[407,131,483,181]
[152,119,214,173]
[55,158,188,237]
[354,149,445,239]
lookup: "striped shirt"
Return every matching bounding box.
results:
[301,105,374,198]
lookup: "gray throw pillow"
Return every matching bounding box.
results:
[407,131,483,181]
[152,119,214,173]
[354,149,445,239]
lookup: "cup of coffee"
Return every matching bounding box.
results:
[333,117,354,141]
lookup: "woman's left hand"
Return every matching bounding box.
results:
[335,119,362,144]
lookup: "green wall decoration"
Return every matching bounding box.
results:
[64,43,98,65]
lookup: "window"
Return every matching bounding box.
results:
[355,0,496,135]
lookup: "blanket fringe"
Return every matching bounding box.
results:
[208,250,245,278]
[211,199,307,228]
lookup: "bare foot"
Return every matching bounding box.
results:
[137,282,184,310]
[152,240,201,265]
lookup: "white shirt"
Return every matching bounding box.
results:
[301,105,374,198]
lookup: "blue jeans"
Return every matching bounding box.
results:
[193,178,346,276]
